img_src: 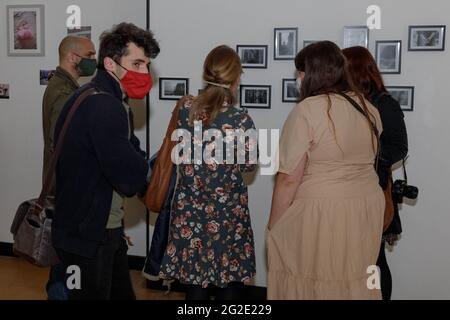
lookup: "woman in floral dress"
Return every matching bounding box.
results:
[159,45,257,300]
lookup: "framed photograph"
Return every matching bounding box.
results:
[40,70,56,85]
[240,85,271,109]
[343,26,369,48]
[68,26,92,39]
[7,5,45,56]
[159,78,189,100]
[274,28,298,60]
[303,40,318,48]
[386,86,414,112]
[236,45,268,69]
[408,25,446,51]
[376,40,402,74]
[282,79,300,103]
[0,84,10,99]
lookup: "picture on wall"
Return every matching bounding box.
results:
[236,45,268,69]
[7,4,45,56]
[408,25,446,51]
[67,26,92,39]
[0,84,10,99]
[274,28,298,60]
[303,40,318,48]
[159,78,189,100]
[343,26,369,48]
[40,70,56,85]
[282,79,300,103]
[376,40,402,74]
[240,85,271,109]
[386,86,414,112]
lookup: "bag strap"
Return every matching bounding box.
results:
[32,87,102,214]
[337,92,381,169]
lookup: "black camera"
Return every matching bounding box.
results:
[392,179,418,203]
[391,156,419,204]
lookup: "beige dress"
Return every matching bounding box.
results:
[267,93,385,300]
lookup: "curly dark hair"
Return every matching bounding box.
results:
[97,22,160,69]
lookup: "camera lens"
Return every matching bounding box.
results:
[404,185,419,200]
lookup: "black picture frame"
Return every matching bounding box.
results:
[159,77,189,100]
[375,40,402,74]
[343,25,369,49]
[282,79,300,103]
[240,85,271,109]
[236,45,268,69]
[408,25,446,51]
[303,40,318,48]
[274,27,298,60]
[386,86,414,112]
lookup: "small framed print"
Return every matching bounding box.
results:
[159,78,189,100]
[236,45,268,69]
[282,79,300,103]
[240,85,271,109]
[303,40,318,48]
[274,27,298,60]
[386,86,414,112]
[0,84,10,99]
[408,25,446,51]
[376,40,402,74]
[343,26,369,48]
[7,4,45,56]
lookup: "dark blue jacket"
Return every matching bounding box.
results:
[52,69,148,258]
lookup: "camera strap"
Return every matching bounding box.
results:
[337,92,381,170]
[402,155,409,183]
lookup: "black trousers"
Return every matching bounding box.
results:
[376,241,392,300]
[185,282,245,300]
[56,227,136,300]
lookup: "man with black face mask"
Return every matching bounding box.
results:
[42,35,96,300]
[52,23,159,300]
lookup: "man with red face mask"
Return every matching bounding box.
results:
[51,23,159,300]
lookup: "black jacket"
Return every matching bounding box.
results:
[52,69,148,258]
[371,91,408,236]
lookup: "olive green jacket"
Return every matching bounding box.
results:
[42,67,79,193]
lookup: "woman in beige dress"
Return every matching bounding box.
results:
[267,41,384,300]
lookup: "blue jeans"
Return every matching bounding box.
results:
[46,263,69,300]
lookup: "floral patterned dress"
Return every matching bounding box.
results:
[159,99,257,288]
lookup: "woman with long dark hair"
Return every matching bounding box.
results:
[267,41,384,299]
[342,46,408,300]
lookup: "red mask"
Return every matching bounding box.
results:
[116,62,153,99]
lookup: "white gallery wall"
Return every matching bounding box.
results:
[1,0,450,300]
[148,0,450,299]
[0,0,148,256]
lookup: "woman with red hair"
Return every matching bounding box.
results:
[342,46,408,300]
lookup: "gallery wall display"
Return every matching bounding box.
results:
[7,4,45,56]
[386,86,414,112]
[240,85,271,109]
[274,27,298,60]
[343,26,369,48]
[159,77,189,100]
[376,40,402,74]
[237,45,268,69]
[408,25,446,51]
[40,70,55,85]
[282,79,300,103]
[67,26,92,39]
[0,84,10,99]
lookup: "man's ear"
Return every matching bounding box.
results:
[104,57,115,72]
